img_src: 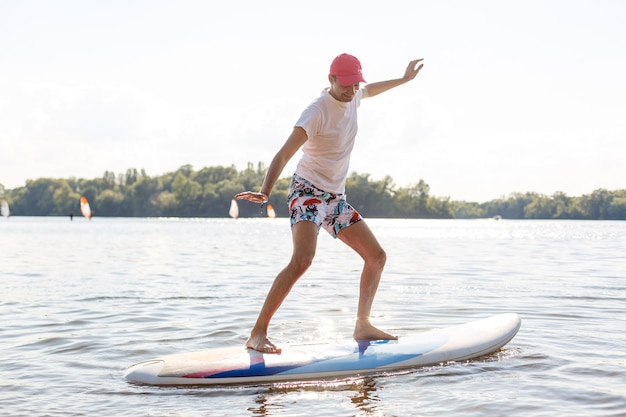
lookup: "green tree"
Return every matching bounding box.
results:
[4,162,625,220]
[346,173,394,217]
[124,168,142,186]
[582,189,612,220]
[524,194,553,219]
[19,178,60,215]
[194,165,238,186]
[127,176,163,216]
[52,181,81,215]
[96,189,126,216]
[393,180,433,217]
[607,196,626,220]
[551,192,571,219]
[238,162,266,192]
[452,201,483,218]
[172,173,202,216]
[154,191,177,216]
[103,171,117,189]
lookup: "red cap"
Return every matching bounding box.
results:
[329,53,366,86]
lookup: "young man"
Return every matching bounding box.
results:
[236,53,424,353]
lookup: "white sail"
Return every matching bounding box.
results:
[80,196,92,219]
[229,199,239,219]
[267,204,276,219]
[0,199,9,217]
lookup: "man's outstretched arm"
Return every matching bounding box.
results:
[363,59,424,98]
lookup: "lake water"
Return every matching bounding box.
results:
[1,217,625,417]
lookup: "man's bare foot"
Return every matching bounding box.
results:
[353,318,398,341]
[246,333,282,354]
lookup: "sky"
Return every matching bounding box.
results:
[1,0,625,202]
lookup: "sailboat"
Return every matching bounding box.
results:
[80,196,93,219]
[267,204,276,219]
[0,199,10,217]
[229,199,239,219]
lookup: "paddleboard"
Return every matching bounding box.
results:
[124,313,521,386]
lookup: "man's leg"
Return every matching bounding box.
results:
[337,221,397,341]
[246,221,319,353]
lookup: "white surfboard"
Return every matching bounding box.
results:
[124,313,521,386]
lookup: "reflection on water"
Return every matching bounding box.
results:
[248,376,381,417]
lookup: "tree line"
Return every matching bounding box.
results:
[1,163,625,220]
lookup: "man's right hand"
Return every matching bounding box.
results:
[235,191,269,204]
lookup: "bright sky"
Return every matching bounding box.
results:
[1,0,625,202]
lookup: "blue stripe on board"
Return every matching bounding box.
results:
[206,335,448,379]
[208,361,302,378]
[279,351,417,375]
[280,336,448,376]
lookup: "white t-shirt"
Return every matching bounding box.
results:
[294,88,364,194]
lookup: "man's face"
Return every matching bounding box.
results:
[328,76,360,102]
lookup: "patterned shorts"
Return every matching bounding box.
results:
[287,175,362,239]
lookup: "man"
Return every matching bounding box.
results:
[236,53,424,353]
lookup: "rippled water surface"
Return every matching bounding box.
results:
[1,217,625,416]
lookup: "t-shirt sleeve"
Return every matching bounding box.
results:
[295,105,322,140]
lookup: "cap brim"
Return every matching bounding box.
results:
[335,74,366,86]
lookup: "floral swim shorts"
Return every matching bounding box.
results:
[287,175,362,239]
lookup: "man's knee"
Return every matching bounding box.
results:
[290,220,318,275]
[289,252,315,275]
[369,248,387,270]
